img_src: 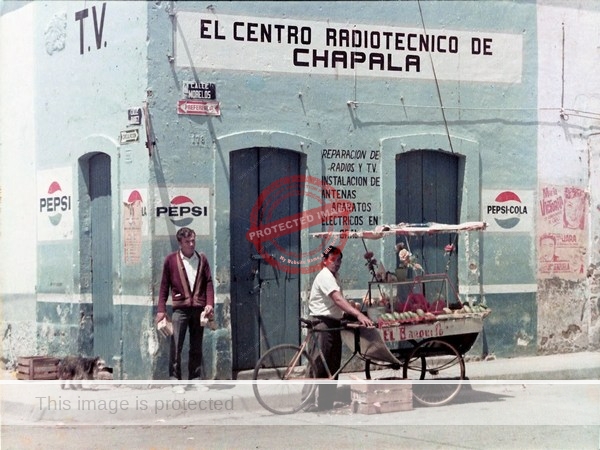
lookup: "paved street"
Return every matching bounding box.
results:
[1,423,598,450]
[2,351,599,448]
[1,381,599,448]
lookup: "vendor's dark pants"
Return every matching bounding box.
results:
[170,308,205,380]
[311,316,342,410]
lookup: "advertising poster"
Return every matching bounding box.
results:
[37,167,73,241]
[537,184,587,279]
[122,188,148,265]
[153,187,211,236]
[482,189,534,233]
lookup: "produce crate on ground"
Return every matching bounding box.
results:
[17,356,60,380]
[351,379,412,414]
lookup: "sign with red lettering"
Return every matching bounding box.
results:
[177,99,220,116]
[379,317,483,343]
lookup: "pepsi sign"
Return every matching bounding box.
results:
[37,168,74,241]
[156,195,208,227]
[154,188,210,235]
[40,181,72,226]
[483,190,533,232]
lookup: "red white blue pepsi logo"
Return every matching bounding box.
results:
[156,195,208,227]
[487,191,528,229]
[40,181,71,226]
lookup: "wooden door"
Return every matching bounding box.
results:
[88,153,115,362]
[396,150,459,281]
[230,148,304,372]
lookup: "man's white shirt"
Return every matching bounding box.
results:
[309,267,344,319]
[180,251,199,289]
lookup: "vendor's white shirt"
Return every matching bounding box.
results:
[309,267,344,319]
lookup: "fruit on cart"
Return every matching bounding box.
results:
[416,308,425,317]
[470,304,490,314]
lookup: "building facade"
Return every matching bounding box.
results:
[1,0,598,379]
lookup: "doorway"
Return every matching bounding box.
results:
[396,150,460,281]
[230,147,305,372]
[79,152,114,362]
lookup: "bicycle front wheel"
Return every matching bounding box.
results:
[252,344,317,414]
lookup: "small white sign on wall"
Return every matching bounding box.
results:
[153,187,211,236]
[482,189,534,232]
[37,167,74,241]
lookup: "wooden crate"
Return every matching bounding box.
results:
[17,356,60,380]
[351,380,413,414]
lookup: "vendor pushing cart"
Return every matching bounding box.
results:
[253,221,490,414]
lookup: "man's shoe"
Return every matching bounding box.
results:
[304,404,322,413]
[304,403,332,413]
[172,385,185,394]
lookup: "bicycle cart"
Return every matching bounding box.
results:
[341,291,490,406]
[253,221,489,414]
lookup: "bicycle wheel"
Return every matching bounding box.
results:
[402,339,465,406]
[252,344,317,414]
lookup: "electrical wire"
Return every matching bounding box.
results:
[417,0,454,153]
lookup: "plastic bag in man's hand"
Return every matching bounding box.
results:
[157,317,173,337]
[200,309,217,330]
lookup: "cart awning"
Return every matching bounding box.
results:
[310,221,487,240]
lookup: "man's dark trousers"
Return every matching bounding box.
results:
[170,308,204,380]
[312,316,342,410]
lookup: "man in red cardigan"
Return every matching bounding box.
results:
[156,227,214,383]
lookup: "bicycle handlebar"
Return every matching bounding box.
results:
[300,317,366,331]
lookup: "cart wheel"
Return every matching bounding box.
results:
[252,344,317,414]
[402,339,465,406]
[364,359,403,380]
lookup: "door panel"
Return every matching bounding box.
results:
[89,153,114,362]
[230,148,303,372]
[396,150,459,280]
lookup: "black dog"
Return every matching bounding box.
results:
[57,356,113,389]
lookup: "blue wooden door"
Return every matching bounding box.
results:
[230,148,304,372]
[396,150,459,281]
[88,153,114,362]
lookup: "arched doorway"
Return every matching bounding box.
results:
[79,152,115,363]
[229,147,305,372]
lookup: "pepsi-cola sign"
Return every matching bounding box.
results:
[483,190,532,232]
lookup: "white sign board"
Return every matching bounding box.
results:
[482,189,534,233]
[176,12,523,83]
[37,167,74,241]
[154,187,211,236]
